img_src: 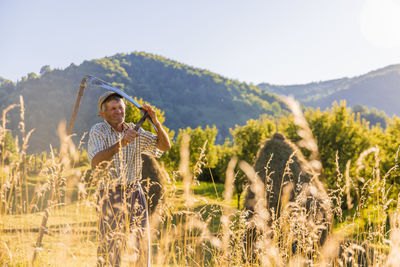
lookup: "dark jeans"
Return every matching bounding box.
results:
[97,184,150,267]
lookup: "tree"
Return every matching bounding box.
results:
[376,116,400,198]
[280,101,373,189]
[352,104,388,128]
[40,65,51,75]
[27,72,39,80]
[229,115,276,209]
[1,130,17,164]
[231,115,276,165]
[163,125,218,180]
[213,138,236,183]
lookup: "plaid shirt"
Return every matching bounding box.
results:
[87,120,163,187]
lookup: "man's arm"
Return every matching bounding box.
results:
[141,105,171,152]
[91,142,120,169]
[154,121,171,151]
[91,129,139,169]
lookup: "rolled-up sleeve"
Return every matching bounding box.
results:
[87,125,106,161]
[138,128,163,158]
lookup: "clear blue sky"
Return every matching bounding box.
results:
[1,0,400,85]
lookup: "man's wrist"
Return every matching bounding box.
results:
[110,141,124,153]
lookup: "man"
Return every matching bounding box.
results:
[88,91,171,266]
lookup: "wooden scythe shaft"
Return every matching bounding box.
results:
[67,77,88,135]
[32,77,88,265]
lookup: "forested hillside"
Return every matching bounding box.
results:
[258,64,400,116]
[0,52,283,152]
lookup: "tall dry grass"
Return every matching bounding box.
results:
[0,96,399,266]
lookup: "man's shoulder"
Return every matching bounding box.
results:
[90,121,108,134]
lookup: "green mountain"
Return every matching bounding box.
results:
[258,64,400,117]
[0,52,283,152]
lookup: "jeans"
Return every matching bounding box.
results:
[97,183,150,267]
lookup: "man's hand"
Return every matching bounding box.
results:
[140,105,159,125]
[91,128,138,169]
[140,105,171,151]
[121,129,139,146]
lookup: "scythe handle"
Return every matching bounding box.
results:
[133,111,150,131]
[67,77,88,135]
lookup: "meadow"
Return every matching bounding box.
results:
[0,96,399,266]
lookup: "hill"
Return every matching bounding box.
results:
[0,52,283,152]
[258,64,400,117]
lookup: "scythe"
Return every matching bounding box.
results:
[67,75,157,136]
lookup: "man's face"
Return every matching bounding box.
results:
[100,99,125,125]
